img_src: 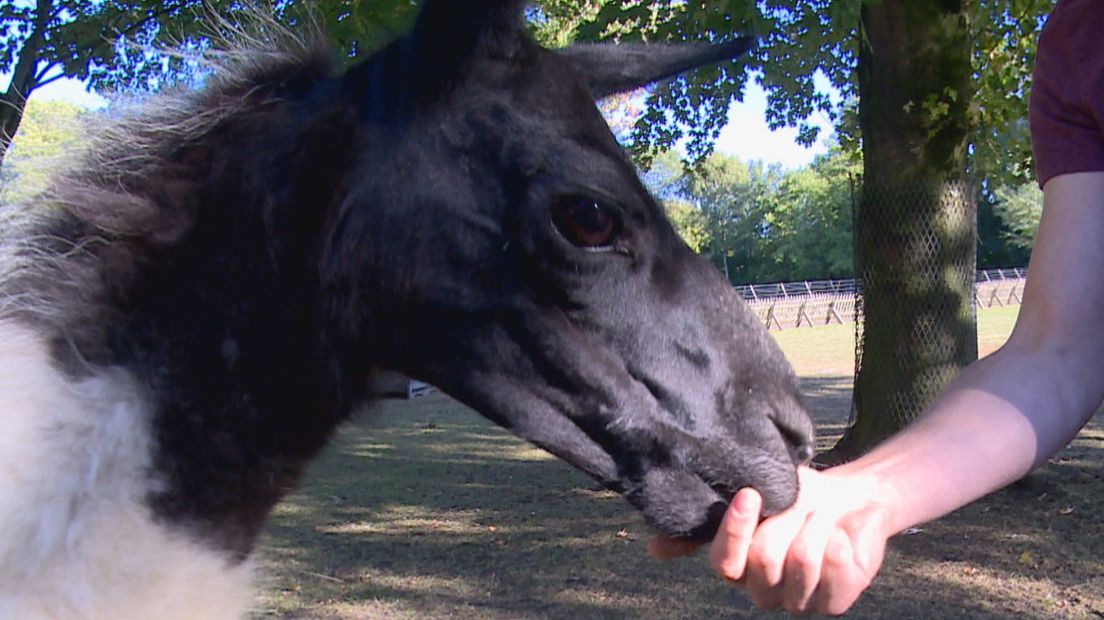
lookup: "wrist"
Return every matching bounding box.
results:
[819,464,908,537]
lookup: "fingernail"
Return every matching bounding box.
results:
[733,488,758,516]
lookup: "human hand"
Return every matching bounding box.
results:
[648,466,894,615]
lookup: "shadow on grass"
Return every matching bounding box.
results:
[797,375,855,449]
[884,415,1104,599]
[254,387,1104,619]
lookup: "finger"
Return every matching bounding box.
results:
[647,535,702,560]
[741,491,822,610]
[746,496,816,586]
[709,487,762,581]
[780,511,836,614]
[812,528,870,616]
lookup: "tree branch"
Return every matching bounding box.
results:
[34,71,69,89]
[33,60,62,83]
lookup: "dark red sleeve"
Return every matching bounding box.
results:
[1030,0,1104,188]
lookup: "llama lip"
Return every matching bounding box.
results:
[623,464,730,542]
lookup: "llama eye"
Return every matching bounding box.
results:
[550,196,622,249]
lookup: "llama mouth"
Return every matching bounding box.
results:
[622,448,803,543]
[623,465,729,542]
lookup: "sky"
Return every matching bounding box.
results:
[30,74,835,169]
[717,79,835,169]
[32,77,108,108]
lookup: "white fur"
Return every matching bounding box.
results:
[0,321,254,619]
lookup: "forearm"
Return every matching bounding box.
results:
[829,173,1104,535]
[832,339,1101,535]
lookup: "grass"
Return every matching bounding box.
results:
[252,305,1104,619]
[772,304,1023,378]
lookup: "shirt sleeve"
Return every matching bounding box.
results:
[1030,0,1104,188]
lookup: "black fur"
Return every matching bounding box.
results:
[1,0,813,558]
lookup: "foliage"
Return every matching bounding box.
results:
[991,181,1043,253]
[309,0,420,61]
[1,1,1055,179]
[639,149,686,202]
[0,1,230,162]
[568,0,1050,180]
[0,98,86,202]
[771,151,856,280]
[643,147,857,284]
[663,198,711,253]
[0,0,425,166]
[971,0,1054,185]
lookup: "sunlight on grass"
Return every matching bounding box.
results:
[770,322,855,377]
[319,507,497,537]
[977,305,1020,356]
[421,440,557,462]
[770,305,1020,378]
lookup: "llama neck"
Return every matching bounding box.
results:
[109,210,365,558]
[9,75,372,558]
[109,88,375,556]
[0,321,259,618]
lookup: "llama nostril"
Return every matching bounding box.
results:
[793,441,815,464]
[771,415,816,464]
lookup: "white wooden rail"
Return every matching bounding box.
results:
[741,268,1027,331]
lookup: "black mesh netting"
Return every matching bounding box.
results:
[845,179,978,439]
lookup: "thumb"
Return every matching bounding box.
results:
[709,487,763,581]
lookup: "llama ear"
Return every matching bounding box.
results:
[341,0,528,105]
[559,37,756,99]
[411,0,528,53]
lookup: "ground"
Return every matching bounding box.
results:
[252,307,1104,619]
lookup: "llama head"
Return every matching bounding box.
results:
[324,0,814,541]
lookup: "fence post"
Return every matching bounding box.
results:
[795,302,813,328]
[764,303,783,331]
[988,288,1003,307]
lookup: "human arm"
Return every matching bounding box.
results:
[651,171,1104,614]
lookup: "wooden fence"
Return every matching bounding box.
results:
[745,268,1026,331]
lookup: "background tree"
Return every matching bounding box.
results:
[663,198,712,254]
[771,148,857,281]
[1,1,204,165]
[642,147,857,284]
[0,97,85,201]
[683,154,779,283]
[991,181,1043,255]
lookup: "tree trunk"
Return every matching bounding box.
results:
[1,95,29,168]
[0,0,53,168]
[825,0,978,461]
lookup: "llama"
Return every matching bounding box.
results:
[0,1,814,618]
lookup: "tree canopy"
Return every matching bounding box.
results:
[0,0,423,164]
[0,97,84,202]
[2,1,1054,179]
[644,147,857,285]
